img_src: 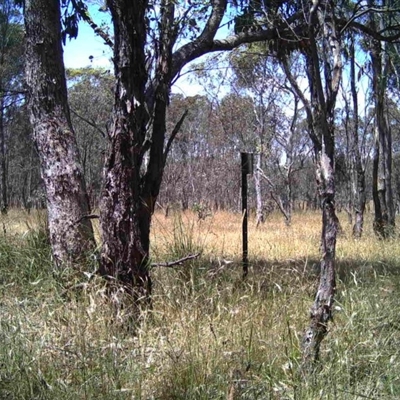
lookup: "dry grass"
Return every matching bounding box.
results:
[1,209,400,399]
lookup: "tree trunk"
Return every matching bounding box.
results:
[302,147,337,368]
[98,117,152,300]
[285,167,293,226]
[370,17,395,238]
[99,1,152,301]
[24,0,95,265]
[299,0,341,370]
[349,39,366,237]
[372,86,394,238]
[0,83,7,215]
[372,125,386,237]
[255,152,264,226]
[283,45,339,369]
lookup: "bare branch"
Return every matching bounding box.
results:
[172,0,227,79]
[257,167,291,223]
[338,17,400,42]
[151,253,200,268]
[164,109,189,163]
[280,55,321,151]
[339,6,400,35]
[70,108,107,138]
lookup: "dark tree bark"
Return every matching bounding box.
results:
[24,0,95,265]
[99,0,152,299]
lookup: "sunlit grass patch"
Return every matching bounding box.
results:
[1,209,400,398]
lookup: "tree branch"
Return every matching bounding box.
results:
[257,167,291,223]
[164,109,188,163]
[70,108,107,138]
[339,6,400,35]
[171,0,227,79]
[71,0,114,48]
[151,253,200,268]
[338,17,400,42]
[280,55,321,151]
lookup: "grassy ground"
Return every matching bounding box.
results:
[1,209,400,399]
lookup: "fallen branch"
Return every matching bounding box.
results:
[151,253,200,268]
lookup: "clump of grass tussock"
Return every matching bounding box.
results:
[2,210,400,399]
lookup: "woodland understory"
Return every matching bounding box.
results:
[1,0,400,392]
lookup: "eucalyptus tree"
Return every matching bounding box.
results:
[24,0,95,265]
[338,32,371,237]
[278,0,342,368]
[85,0,316,301]
[338,0,400,237]
[347,35,367,237]
[368,0,396,237]
[0,0,24,214]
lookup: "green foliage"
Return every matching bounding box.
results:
[60,0,87,43]
[0,0,24,96]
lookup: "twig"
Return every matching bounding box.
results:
[257,167,291,223]
[70,108,107,138]
[73,214,100,225]
[151,253,200,268]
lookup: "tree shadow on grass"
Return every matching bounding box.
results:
[205,255,400,297]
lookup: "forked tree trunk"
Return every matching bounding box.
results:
[99,1,153,301]
[283,0,341,370]
[24,0,95,265]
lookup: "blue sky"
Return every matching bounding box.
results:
[62,7,204,96]
[63,8,112,70]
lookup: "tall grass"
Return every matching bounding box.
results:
[1,210,400,399]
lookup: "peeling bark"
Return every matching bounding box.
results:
[280,0,341,371]
[302,148,337,369]
[24,0,95,265]
[99,1,152,301]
